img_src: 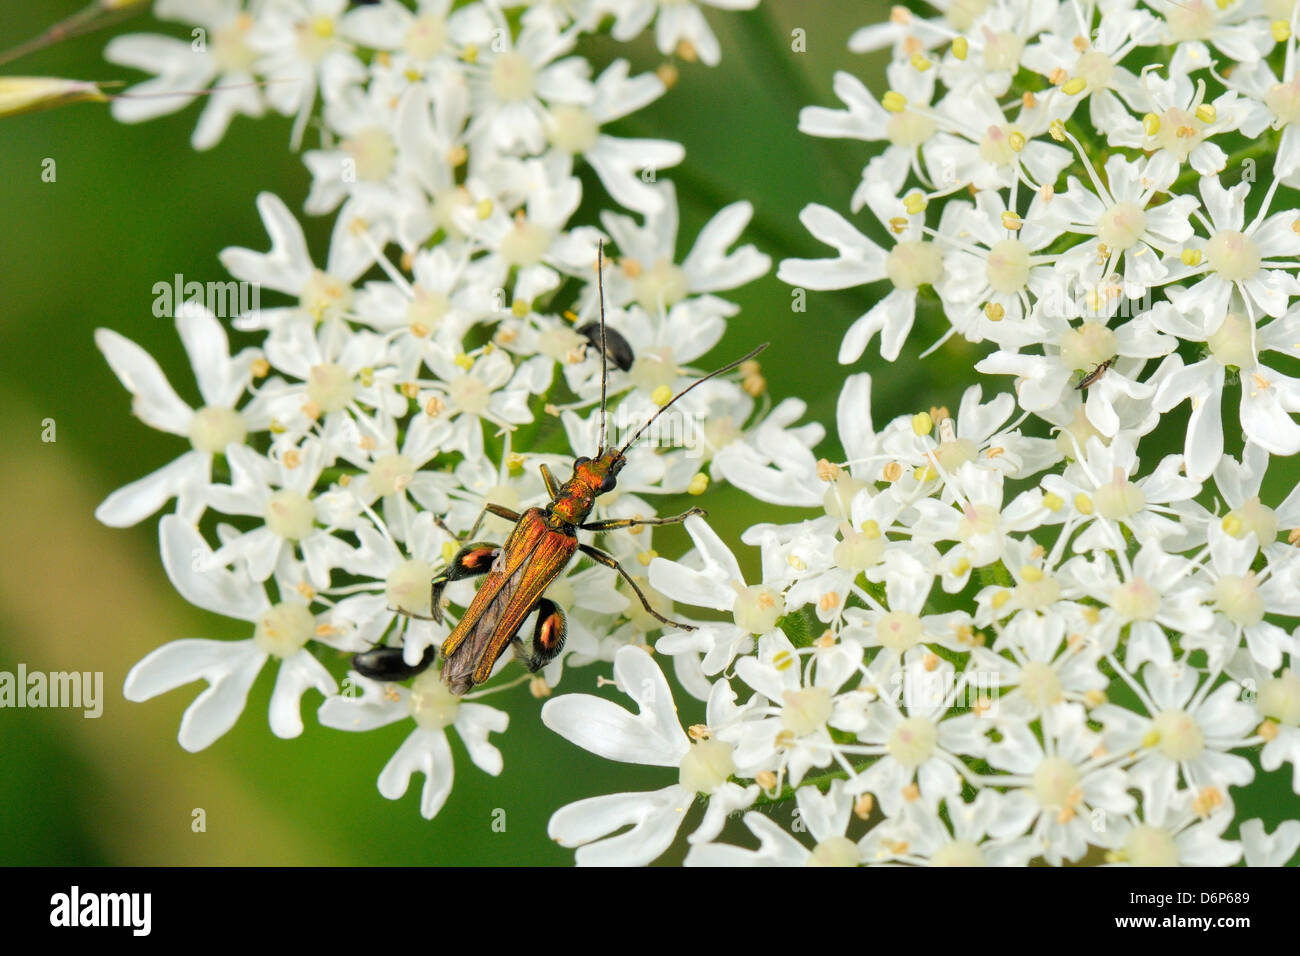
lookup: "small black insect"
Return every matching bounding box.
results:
[1075,357,1115,390]
[352,644,436,682]
[576,320,635,372]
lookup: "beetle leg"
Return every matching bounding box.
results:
[540,463,561,501]
[351,643,437,682]
[580,507,706,533]
[430,542,501,623]
[466,502,523,540]
[578,543,696,631]
[419,503,520,620]
[387,605,439,621]
[528,599,567,671]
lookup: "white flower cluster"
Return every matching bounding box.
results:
[541,0,1300,864]
[96,0,1300,866]
[97,0,773,821]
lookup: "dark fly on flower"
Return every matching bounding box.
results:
[354,241,768,695]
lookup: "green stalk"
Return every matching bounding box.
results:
[747,757,880,809]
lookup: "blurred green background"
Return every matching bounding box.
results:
[1,0,1294,866]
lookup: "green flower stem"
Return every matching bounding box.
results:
[0,1,144,68]
[747,758,879,808]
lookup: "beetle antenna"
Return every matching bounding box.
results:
[596,240,610,453]
[618,343,769,455]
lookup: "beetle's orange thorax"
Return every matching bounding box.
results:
[549,449,624,525]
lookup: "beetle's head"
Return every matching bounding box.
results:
[550,447,625,524]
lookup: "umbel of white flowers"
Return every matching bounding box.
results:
[91,0,1300,866]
